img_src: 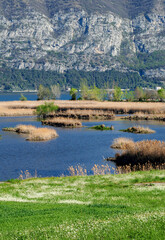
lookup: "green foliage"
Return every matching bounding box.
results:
[113,86,123,101]
[70,88,78,100]
[0,67,160,92]
[124,90,135,101]
[36,102,59,118]
[80,80,107,101]
[19,93,27,101]
[89,124,114,130]
[158,88,165,101]
[37,84,51,100]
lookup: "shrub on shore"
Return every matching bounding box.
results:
[120,126,155,134]
[36,102,59,118]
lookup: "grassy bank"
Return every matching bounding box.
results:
[0,170,164,239]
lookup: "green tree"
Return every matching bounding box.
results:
[20,93,27,101]
[37,85,51,100]
[113,86,123,101]
[124,90,135,102]
[36,102,59,118]
[80,80,106,101]
[70,88,78,100]
[80,79,89,100]
[158,88,165,101]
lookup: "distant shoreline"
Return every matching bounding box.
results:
[0,90,38,93]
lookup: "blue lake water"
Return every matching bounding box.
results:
[0,116,164,181]
[0,92,71,101]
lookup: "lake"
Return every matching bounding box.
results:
[0,116,164,181]
[0,92,72,101]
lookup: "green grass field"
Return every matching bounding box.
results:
[0,170,165,239]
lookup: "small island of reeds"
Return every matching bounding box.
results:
[42,118,82,128]
[89,124,114,131]
[120,126,155,134]
[111,137,134,149]
[108,139,165,168]
[2,125,58,141]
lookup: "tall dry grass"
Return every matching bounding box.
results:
[3,124,58,141]
[123,112,165,121]
[27,128,58,141]
[54,109,115,120]
[121,126,155,134]
[111,137,134,149]
[113,140,165,167]
[42,118,82,128]
[68,162,165,177]
[1,100,165,116]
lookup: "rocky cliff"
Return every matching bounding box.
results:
[0,0,165,87]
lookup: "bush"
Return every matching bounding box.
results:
[36,102,59,118]
[20,94,27,101]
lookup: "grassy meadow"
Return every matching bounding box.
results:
[0,170,165,239]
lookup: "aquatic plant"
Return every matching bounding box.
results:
[42,118,82,128]
[111,140,165,167]
[89,124,114,131]
[2,124,58,141]
[120,126,155,134]
[111,137,134,149]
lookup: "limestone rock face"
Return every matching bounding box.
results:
[0,0,165,79]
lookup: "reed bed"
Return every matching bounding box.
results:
[42,118,82,128]
[27,128,58,141]
[123,112,165,121]
[2,124,58,141]
[54,109,115,120]
[121,126,155,134]
[0,100,165,116]
[68,162,165,176]
[111,137,134,149]
[110,140,165,167]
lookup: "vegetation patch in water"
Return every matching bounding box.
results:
[120,126,155,134]
[111,137,134,149]
[42,118,82,128]
[108,140,165,167]
[89,124,114,131]
[2,125,58,141]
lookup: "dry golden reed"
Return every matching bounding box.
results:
[111,137,135,149]
[1,100,165,117]
[42,118,82,128]
[68,162,165,177]
[123,112,165,121]
[3,124,58,141]
[121,126,155,134]
[27,128,58,141]
[114,140,165,166]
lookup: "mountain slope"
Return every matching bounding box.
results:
[0,0,165,90]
